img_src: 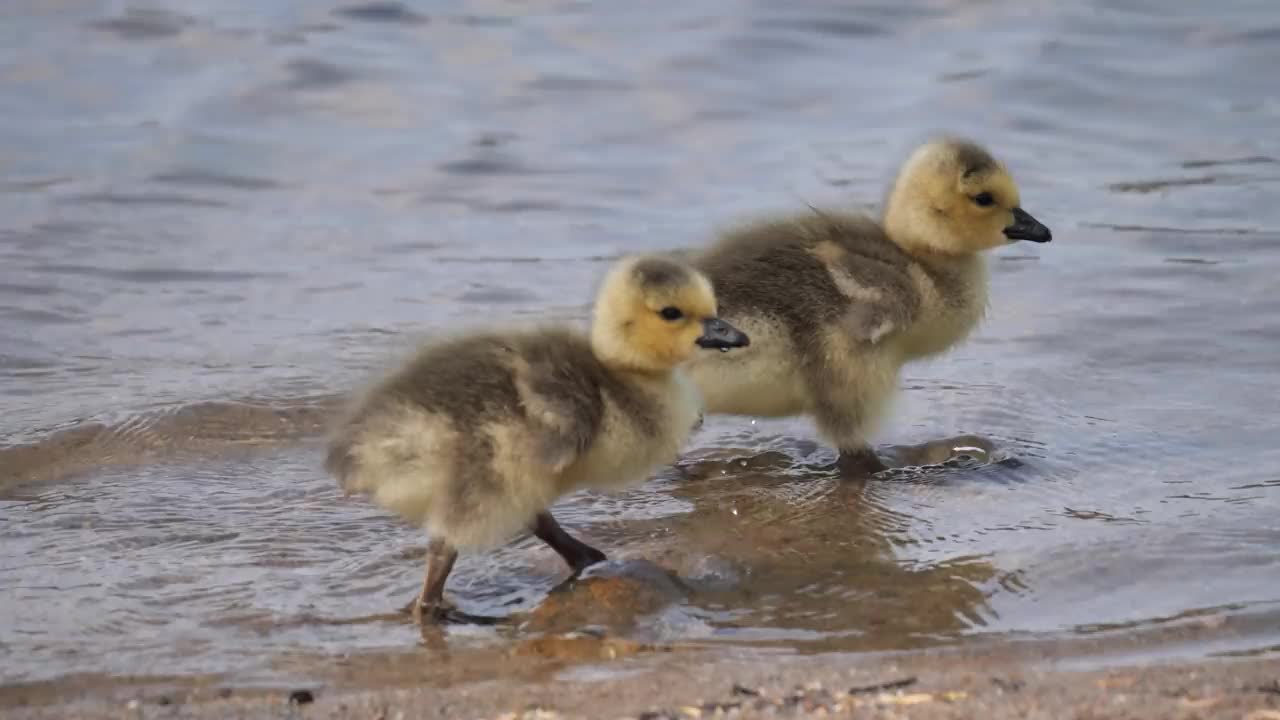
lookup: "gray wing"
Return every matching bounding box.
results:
[822,257,919,347]
[511,352,605,474]
[841,293,914,345]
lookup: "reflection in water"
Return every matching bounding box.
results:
[647,450,1006,653]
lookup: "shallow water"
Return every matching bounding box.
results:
[3,0,1280,694]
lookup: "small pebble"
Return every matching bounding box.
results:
[991,677,1024,692]
[848,676,917,695]
[288,689,315,705]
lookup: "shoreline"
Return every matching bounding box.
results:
[7,632,1278,720]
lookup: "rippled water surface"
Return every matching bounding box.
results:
[3,0,1280,695]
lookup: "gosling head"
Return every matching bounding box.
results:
[882,138,1051,256]
[591,256,749,372]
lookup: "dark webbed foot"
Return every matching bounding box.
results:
[398,597,502,626]
[396,597,501,625]
[835,446,889,477]
[399,596,450,623]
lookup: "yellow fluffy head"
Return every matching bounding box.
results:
[883,138,1051,255]
[591,255,747,372]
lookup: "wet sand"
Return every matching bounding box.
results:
[6,560,1278,719]
[5,648,1278,719]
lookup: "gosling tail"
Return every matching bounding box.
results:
[324,441,359,496]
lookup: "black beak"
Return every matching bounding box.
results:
[1004,207,1052,243]
[696,317,749,351]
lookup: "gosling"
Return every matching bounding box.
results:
[325,256,748,624]
[685,138,1051,476]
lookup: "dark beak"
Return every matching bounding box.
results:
[696,317,749,351]
[1004,207,1052,243]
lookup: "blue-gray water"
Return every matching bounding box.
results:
[3,0,1280,694]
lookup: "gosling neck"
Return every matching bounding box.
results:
[912,247,987,292]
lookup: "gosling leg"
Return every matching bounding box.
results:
[807,360,893,479]
[400,537,457,624]
[812,400,888,477]
[531,511,606,574]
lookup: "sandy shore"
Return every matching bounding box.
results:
[6,639,1278,720]
[5,570,1278,719]
[296,655,1280,720]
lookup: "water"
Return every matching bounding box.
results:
[3,0,1280,696]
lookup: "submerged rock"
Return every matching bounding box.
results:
[518,559,691,635]
[510,632,653,661]
[882,433,997,468]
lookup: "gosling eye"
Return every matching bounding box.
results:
[972,192,995,208]
[658,306,684,321]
